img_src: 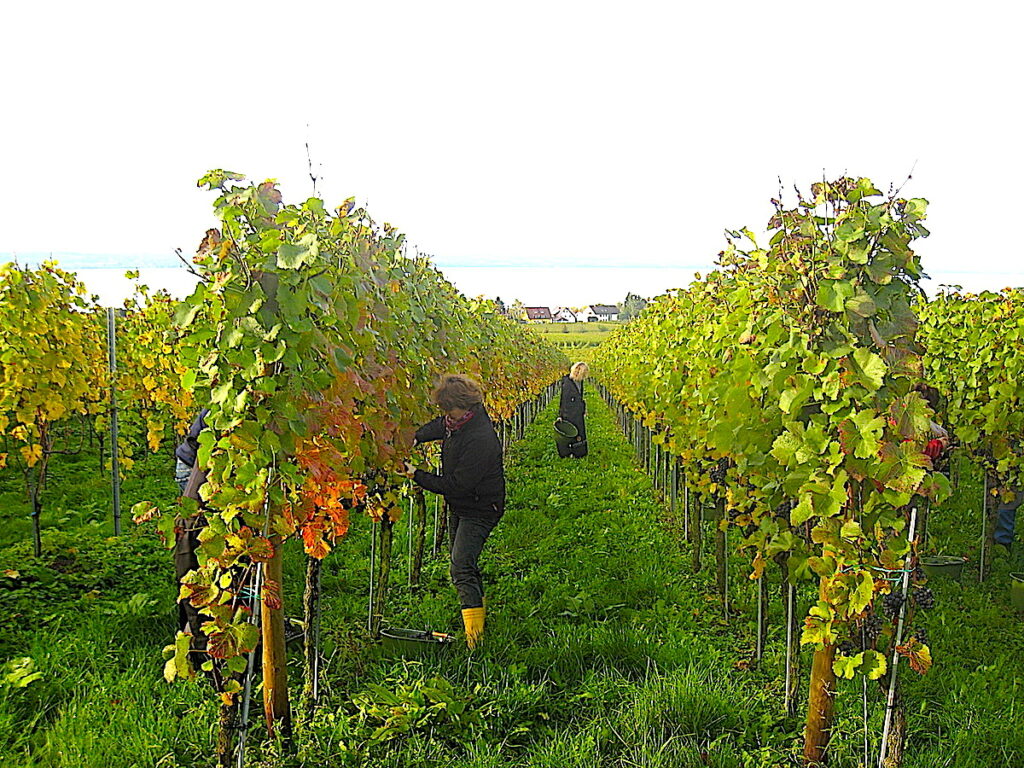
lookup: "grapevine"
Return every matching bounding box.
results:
[592,177,946,766]
[130,172,564,762]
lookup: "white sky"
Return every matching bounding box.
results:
[2,1,1022,301]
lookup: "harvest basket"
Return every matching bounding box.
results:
[554,419,579,439]
[1010,573,1024,612]
[920,555,966,581]
[380,627,456,657]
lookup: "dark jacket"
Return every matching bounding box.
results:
[559,376,585,423]
[413,403,505,520]
[175,408,210,467]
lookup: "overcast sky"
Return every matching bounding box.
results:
[2,1,1021,296]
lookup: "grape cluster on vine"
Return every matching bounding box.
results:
[838,639,857,655]
[863,613,884,642]
[883,592,904,619]
[913,586,935,610]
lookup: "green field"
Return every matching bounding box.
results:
[530,321,621,348]
[0,399,1021,766]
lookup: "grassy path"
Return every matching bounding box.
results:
[294,394,795,767]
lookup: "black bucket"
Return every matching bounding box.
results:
[554,419,578,439]
[380,627,456,657]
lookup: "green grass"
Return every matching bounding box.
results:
[529,321,620,348]
[530,322,621,334]
[0,400,1020,766]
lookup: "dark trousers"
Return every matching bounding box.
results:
[995,491,1023,547]
[449,512,498,609]
[174,516,208,646]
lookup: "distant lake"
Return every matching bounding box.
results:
[10,257,1024,308]
[65,265,709,308]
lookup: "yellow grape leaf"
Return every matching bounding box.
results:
[21,444,43,467]
[147,422,164,452]
[44,399,67,421]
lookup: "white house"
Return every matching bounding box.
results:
[552,307,578,323]
[523,306,553,322]
[581,304,619,322]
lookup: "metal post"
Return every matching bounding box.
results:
[669,456,677,520]
[236,563,264,768]
[312,560,322,703]
[753,577,761,663]
[683,475,690,539]
[367,517,377,632]
[431,476,441,557]
[785,581,797,717]
[407,492,414,587]
[106,307,122,536]
[878,507,919,768]
[862,624,871,768]
[723,525,729,620]
[979,473,989,582]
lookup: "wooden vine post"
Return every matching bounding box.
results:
[301,553,322,728]
[803,633,838,767]
[262,533,291,739]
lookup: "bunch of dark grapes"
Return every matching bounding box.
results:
[913,586,935,610]
[709,460,728,484]
[910,627,930,646]
[883,592,904,619]
[728,507,742,521]
[838,639,857,655]
[912,564,926,582]
[863,613,883,643]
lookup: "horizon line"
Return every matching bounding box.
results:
[2,252,1022,279]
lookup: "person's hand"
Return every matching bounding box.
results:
[400,461,417,479]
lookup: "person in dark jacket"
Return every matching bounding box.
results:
[174,408,209,641]
[402,374,504,649]
[556,362,588,458]
[175,408,210,491]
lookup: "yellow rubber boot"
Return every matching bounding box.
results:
[461,607,485,650]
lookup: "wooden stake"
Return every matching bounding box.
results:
[261,534,292,741]
[803,642,837,767]
[301,554,322,728]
